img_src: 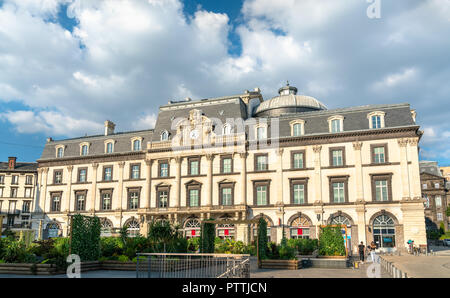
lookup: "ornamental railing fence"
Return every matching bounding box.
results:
[136,253,250,278]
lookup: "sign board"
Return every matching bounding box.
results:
[297,228,303,235]
[191,230,196,236]
[224,229,229,236]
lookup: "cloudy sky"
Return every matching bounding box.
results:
[0,0,449,165]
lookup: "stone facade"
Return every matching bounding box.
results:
[35,84,427,253]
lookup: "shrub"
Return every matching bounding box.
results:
[2,240,34,263]
[71,214,101,261]
[117,255,129,262]
[100,237,124,258]
[318,226,346,256]
[187,237,201,252]
[287,238,319,255]
[201,221,215,253]
[257,218,268,260]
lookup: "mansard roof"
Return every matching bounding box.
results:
[0,162,38,172]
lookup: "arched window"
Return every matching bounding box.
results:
[100,218,113,237]
[133,139,141,151]
[81,145,88,156]
[330,215,351,226]
[217,223,235,239]
[290,216,311,239]
[373,214,396,248]
[46,222,61,238]
[125,218,140,238]
[223,124,232,135]
[184,218,201,238]
[161,131,169,141]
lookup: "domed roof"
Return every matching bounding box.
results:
[254,83,327,115]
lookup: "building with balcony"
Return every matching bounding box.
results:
[0,157,38,235]
[35,83,427,253]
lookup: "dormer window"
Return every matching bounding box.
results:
[223,124,232,135]
[79,142,90,156]
[131,137,143,151]
[104,140,114,154]
[328,116,344,133]
[290,120,305,136]
[55,145,64,158]
[367,111,386,129]
[161,130,169,141]
[256,125,267,140]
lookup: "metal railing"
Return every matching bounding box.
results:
[136,253,250,278]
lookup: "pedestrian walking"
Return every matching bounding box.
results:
[369,241,377,263]
[358,241,365,263]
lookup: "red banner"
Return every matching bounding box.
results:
[297,228,303,235]
[191,230,196,236]
[224,229,229,236]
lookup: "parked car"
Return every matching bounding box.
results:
[443,239,450,246]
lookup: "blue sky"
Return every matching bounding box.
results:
[0,0,449,166]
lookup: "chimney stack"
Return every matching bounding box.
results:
[104,120,116,136]
[8,157,16,170]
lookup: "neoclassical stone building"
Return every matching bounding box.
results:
[35,83,427,253]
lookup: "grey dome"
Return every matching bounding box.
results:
[254,83,327,116]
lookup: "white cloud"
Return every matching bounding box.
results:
[0,0,449,163]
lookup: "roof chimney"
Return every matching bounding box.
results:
[104,120,116,136]
[8,157,16,170]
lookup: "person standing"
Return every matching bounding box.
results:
[369,241,377,263]
[358,241,365,263]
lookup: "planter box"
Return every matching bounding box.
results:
[317,256,347,259]
[300,257,350,269]
[0,263,64,275]
[260,259,302,270]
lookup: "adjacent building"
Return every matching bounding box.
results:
[420,161,449,231]
[0,157,38,235]
[35,83,427,253]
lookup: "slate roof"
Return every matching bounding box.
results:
[38,89,418,161]
[420,161,443,177]
[0,162,38,172]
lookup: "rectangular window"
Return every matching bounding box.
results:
[104,167,112,181]
[81,145,88,156]
[437,213,443,221]
[189,189,199,207]
[159,162,169,177]
[22,201,31,213]
[222,157,232,173]
[257,127,266,140]
[292,152,304,169]
[189,159,199,176]
[57,147,64,158]
[435,196,442,208]
[75,193,86,211]
[10,187,18,198]
[373,147,386,163]
[372,115,381,129]
[332,150,343,166]
[0,175,4,184]
[25,175,33,185]
[331,119,341,133]
[222,187,232,206]
[332,182,345,203]
[24,187,32,198]
[51,194,61,212]
[12,175,18,184]
[0,188,3,197]
[422,183,427,189]
[106,142,113,153]
[255,154,268,171]
[375,180,389,201]
[131,164,140,179]
[158,190,168,208]
[78,168,87,182]
[54,170,63,184]
[8,201,16,214]
[424,195,430,208]
[293,184,305,204]
[293,123,302,136]
[435,183,440,189]
[128,191,140,209]
[256,186,268,205]
[101,192,112,210]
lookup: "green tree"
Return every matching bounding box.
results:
[446,206,450,218]
[257,217,268,260]
[200,221,215,253]
[318,226,346,256]
[71,214,101,261]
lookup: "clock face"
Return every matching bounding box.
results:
[190,129,199,139]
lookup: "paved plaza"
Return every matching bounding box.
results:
[381,254,450,278]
